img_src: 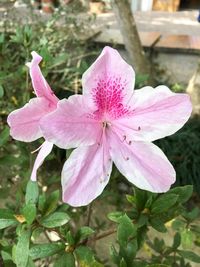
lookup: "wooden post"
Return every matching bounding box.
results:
[112,0,151,77]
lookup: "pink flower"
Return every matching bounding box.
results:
[7,52,58,181]
[40,46,192,207]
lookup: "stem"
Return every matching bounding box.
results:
[91,228,117,242]
[86,203,93,227]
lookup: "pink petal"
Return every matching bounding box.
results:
[113,86,192,141]
[62,142,112,207]
[7,97,56,142]
[30,141,53,181]
[26,51,58,105]
[40,95,101,149]
[108,130,175,193]
[82,46,135,115]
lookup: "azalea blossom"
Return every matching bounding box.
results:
[40,46,192,207]
[7,52,58,181]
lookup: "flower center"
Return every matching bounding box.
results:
[102,121,111,128]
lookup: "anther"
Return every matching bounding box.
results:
[126,157,129,161]
[138,126,141,131]
[128,141,132,145]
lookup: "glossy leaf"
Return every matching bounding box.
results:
[40,212,70,228]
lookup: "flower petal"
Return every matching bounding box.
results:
[26,51,58,104]
[108,129,175,193]
[82,46,135,109]
[7,97,56,142]
[113,86,192,141]
[30,141,53,181]
[62,142,112,207]
[40,95,101,149]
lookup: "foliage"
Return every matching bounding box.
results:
[1,181,200,266]
[156,116,200,193]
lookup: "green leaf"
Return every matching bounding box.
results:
[117,214,136,247]
[22,203,37,225]
[0,85,4,98]
[147,265,170,267]
[172,232,181,249]
[183,207,200,221]
[29,243,64,260]
[54,253,75,267]
[43,190,60,216]
[0,209,17,229]
[178,250,200,263]
[120,258,127,267]
[181,229,194,249]
[40,212,70,228]
[134,187,148,211]
[15,229,31,267]
[25,181,39,205]
[151,194,178,214]
[75,226,94,243]
[150,218,167,233]
[66,231,75,246]
[75,246,103,267]
[107,211,124,223]
[169,185,193,204]
[0,126,9,146]
[27,257,36,267]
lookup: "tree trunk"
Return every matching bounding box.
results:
[112,0,151,77]
[186,63,200,115]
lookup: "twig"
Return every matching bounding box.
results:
[86,203,93,227]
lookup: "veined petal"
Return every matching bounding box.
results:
[62,142,112,207]
[114,86,192,141]
[82,46,135,114]
[26,51,58,104]
[108,129,175,193]
[40,95,101,149]
[7,97,56,142]
[30,141,53,181]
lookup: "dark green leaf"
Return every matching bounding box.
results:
[15,229,31,267]
[66,231,75,246]
[75,226,94,243]
[43,190,60,216]
[169,185,193,204]
[134,187,148,211]
[54,253,75,267]
[0,85,4,98]
[120,258,127,267]
[0,126,9,146]
[40,212,70,228]
[75,246,103,267]
[0,209,17,229]
[117,214,136,247]
[22,203,36,225]
[29,243,64,260]
[183,207,200,221]
[151,194,178,214]
[178,250,200,263]
[172,232,181,249]
[147,265,170,267]
[25,181,39,205]
[150,218,167,233]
